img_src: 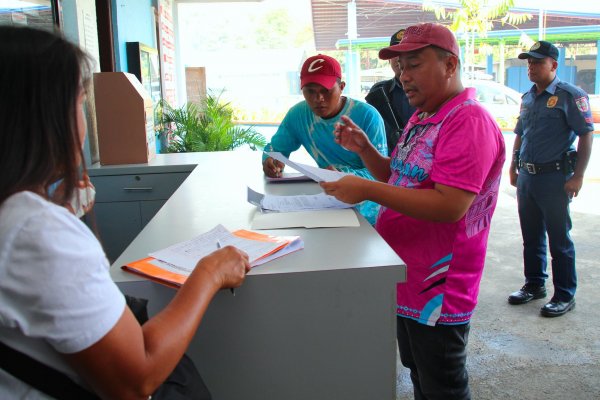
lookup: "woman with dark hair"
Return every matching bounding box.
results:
[0,26,250,399]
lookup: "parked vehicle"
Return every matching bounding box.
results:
[469,79,522,128]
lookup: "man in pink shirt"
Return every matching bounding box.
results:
[321,23,505,399]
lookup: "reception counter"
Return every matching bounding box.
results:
[110,150,406,400]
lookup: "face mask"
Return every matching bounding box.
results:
[69,185,96,218]
[48,178,96,218]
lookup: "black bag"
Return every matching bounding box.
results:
[125,295,212,400]
[0,295,211,400]
[152,355,212,400]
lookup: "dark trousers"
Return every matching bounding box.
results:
[397,317,471,400]
[517,170,576,301]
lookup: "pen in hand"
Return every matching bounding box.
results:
[216,240,235,296]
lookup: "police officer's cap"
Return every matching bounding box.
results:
[389,29,405,46]
[518,41,559,61]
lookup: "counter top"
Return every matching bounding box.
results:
[111,149,403,279]
[110,149,405,400]
[88,152,207,175]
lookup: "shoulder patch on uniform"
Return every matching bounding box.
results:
[575,96,590,113]
[547,96,558,108]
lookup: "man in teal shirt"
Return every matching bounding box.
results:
[262,54,387,224]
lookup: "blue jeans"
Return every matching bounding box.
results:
[397,317,471,400]
[516,170,576,301]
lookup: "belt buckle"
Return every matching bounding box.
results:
[525,163,536,174]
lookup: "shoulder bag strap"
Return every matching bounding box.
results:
[386,79,406,128]
[0,341,99,400]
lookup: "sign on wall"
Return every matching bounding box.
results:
[158,0,177,106]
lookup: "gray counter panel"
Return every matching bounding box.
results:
[112,150,405,400]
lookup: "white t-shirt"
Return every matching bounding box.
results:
[0,191,126,399]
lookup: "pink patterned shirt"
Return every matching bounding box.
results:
[375,88,505,326]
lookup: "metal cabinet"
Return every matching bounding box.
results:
[86,172,190,262]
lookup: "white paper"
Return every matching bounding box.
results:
[267,152,349,182]
[223,235,284,265]
[247,187,265,207]
[262,192,352,211]
[252,236,304,266]
[251,209,360,229]
[247,187,352,212]
[149,224,282,271]
[148,258,194,275]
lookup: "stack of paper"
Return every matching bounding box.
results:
[248,187,353,212]
[251,208,360,229]
[265,172,312,183]
[122,224,303,287]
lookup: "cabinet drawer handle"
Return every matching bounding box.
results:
[123,187,153,192]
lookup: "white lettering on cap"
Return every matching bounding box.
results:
[308,59,325,73]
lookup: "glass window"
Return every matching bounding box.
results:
[0,1,56,30]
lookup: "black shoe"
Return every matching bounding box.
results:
[508,284,546,305]
[540,298,575,317]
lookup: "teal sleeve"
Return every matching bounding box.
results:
[337,165,380,226]
[361,106,388,157]
[336,165,376,180]
[262,116,302,162]
[340,104,385,225]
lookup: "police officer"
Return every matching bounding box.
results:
[508,41,594,317]
[365,29,416,153]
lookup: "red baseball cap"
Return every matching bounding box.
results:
[300,54,342,90]
[379,23,459,60]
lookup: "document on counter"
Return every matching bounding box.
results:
[251,208,360,230]
[122,224,304,287]
[247,187,353,212]
[267,152,349,182]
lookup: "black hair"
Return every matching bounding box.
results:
[0,25,92,205]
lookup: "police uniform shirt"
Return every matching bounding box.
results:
[371,78,415,128]
[515,76,594,164]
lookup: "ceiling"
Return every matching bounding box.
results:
[310,0,600,50]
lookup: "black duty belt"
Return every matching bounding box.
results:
[519,160,563,174]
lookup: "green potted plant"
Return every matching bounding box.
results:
[156,91,266,153]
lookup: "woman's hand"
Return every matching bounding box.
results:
[66,245,251,400]
[196,245,251,290]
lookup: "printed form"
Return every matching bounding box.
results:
[267,152,349,182]
[149,225,283,272]
[248,187,353,212]
[123,226,304,286]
